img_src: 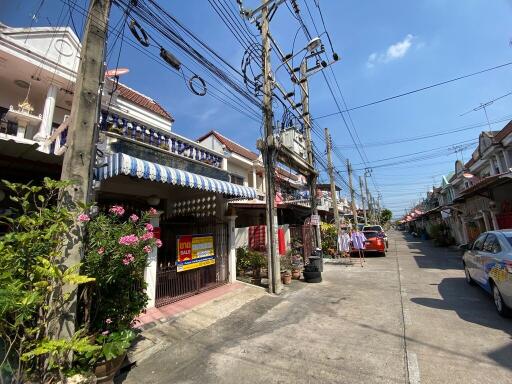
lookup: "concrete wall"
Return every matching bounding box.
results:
[235,227,249,249]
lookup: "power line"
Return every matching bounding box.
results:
[315,60,512,119]
[350,139,477,166]
[65,0,263,122]
[334,114,512,149]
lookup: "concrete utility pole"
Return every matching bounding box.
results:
[56,0,111,338]
[346,159,358,228]
[359,175,367,225]
[300,60,321,249]
[324,128,340,237]
[260,0,281,294]
[364,169,371,224]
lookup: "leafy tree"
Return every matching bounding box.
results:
[380,209,393,224]
[0,178,95,383]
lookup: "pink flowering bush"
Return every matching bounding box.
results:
[81,206,161,334]
[77,213,90,222]
[108,205,125,216]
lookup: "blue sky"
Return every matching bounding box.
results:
[3,0,512,217]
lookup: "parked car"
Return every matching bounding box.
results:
[462,230,512,317]
[363,225,388,248]
[351,231,386,256]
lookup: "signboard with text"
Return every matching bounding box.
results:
[176,234,215,272]
[310,215,320,226]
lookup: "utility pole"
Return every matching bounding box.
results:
[300,60,321,249]
[260,0,281,294]
[324,128,340,236]
[364,169,371,224]
[359,175,367,225]
[346,159,358,228]
[56,0,111,338]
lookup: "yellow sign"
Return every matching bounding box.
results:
[176,234,215,272]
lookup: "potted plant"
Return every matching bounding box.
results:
[90,330,136,383]
[247,249,266,285]
[280,252,293,285]
[236,246,251,276]
[290,252,302,279]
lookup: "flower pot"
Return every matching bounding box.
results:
[291,269,301,279]
[94,353,126,384]
[251,277,262,285]
[281,271,292,285]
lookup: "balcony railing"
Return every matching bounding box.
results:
[99,111,224,168]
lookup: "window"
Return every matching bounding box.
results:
[504,233,512,247]
[483,234,501,254]
[230,174,244,186]
[472,233,487,251]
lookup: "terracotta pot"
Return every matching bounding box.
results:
[291,269,301,279]
[281,272,292,285]
[94,353,126,384]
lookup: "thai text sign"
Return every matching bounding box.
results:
[310,214,320,226]
[176,234,215,272]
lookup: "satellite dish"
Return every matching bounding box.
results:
[105,68,130,78]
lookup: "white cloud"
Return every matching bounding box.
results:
[367,34,415,67]
[198,107,218,121]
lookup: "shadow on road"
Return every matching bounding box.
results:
[411,277,512,371]
[399,232,462,270]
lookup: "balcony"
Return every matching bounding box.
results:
[0,104,42,144]
[99,111,224,169]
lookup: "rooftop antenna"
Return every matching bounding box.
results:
[459,91,512,133]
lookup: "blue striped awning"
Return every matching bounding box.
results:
[97,153,257,199]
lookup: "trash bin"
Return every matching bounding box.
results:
[308,255,323,272]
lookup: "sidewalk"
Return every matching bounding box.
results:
[123,282,269,371]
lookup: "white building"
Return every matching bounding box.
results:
[0,23,256,309]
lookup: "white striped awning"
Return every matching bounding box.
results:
[97,153,257,199]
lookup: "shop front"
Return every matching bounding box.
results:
[96,152,256,308]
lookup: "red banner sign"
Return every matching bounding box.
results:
[177,235,193,262]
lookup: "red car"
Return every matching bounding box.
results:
[351,231,386,256]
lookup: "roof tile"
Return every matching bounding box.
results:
[116,83,174,122]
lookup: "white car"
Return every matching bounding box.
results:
[462,230,512,317]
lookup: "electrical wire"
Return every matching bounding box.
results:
[315,61,512,119]
[63,0,263,123]
[334,113,512,149]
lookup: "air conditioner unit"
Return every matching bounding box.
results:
[280,128,307,160]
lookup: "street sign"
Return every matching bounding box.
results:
[310,214,320,226]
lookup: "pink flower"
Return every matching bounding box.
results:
[109,205,125,216]
[140,232,154,241]
[102,330,109,335]
[97,247,105,255]
[143,245,152,254]
[129,214,139,222]
[105,318,112,324]
[145,223,154,232]
[122,253,135,265]
[148,207,158,215]
[155,239,163,248]
[77,213,90,223]
[119,234,139,246]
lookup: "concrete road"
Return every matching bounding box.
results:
[118,231,512,384]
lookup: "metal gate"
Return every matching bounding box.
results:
[155,218,228,307]
[289,222,313,264]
